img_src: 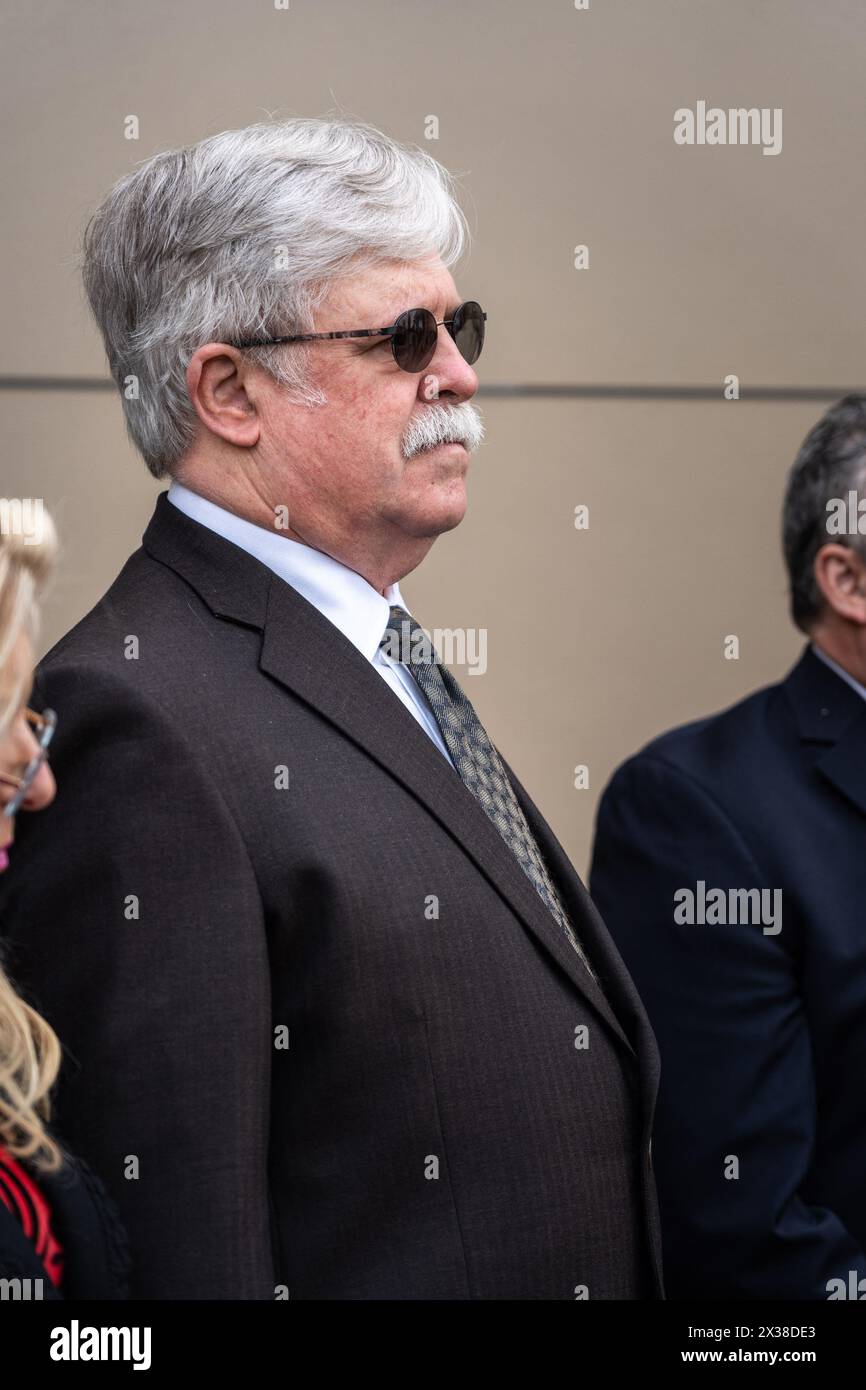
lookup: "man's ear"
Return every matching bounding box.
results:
[813,543,866,625]
[186,344,261,449]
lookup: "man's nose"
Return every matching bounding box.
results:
[419,326,479,401]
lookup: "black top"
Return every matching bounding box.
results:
[0,1144,130,1299]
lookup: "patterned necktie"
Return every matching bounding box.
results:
[379,605,597,981]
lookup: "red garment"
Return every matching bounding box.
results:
[0,1140,64,1289]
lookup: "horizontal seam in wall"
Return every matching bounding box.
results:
[0,377,855,402]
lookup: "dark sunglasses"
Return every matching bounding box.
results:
[232,300,487,374]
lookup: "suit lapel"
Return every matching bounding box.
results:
[503,755,652,1065]
[784,645,866,820]
[143,493,633,1052]
[259,578,633,1052]
[815,728,866,820]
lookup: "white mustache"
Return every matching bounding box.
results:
[401,402,485,460]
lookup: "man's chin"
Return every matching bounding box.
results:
[407,505,467,539]
[391,488,468,540]
[429,502,466,536]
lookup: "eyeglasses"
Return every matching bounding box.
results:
[0,707,57,817]
[232,300,487,374]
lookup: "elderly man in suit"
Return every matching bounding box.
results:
[590,394,866,1300]
[0,116,662,1300]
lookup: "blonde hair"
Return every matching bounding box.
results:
[0,503,65,1173]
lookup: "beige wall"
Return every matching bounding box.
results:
[3,0,864,875]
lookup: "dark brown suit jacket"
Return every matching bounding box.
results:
[0,492,664,1299]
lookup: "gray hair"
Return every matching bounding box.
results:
[782,393,866,632]
[82,116,471,478]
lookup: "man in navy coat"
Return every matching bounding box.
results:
[590,394,866,1299]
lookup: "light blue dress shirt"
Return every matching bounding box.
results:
[167,481,455,766]
[811,643,866,704]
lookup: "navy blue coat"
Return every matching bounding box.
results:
[589,645,866,1299]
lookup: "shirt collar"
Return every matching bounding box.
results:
[811,642,866,704]
[167,481,408,661]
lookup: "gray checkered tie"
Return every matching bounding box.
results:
[379,605,597,981]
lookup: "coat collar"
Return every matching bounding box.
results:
[142,492,636,1056]
[784,643,866,819]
